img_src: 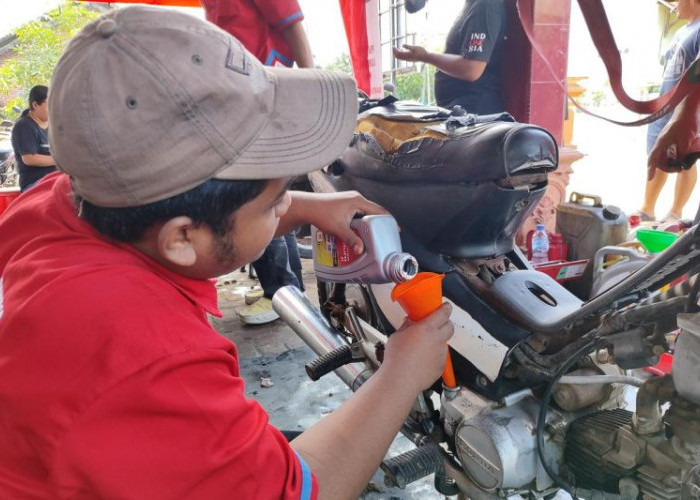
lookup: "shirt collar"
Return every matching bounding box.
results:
[54,174,222,317]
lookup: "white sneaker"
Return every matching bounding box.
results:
[237,297,279,325]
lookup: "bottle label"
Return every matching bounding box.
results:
[315,230,361,268]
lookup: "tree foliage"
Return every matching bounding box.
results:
[324,54,437,103]
[391,64,435,104]
[324,53,352,74]
[0,2,102,120]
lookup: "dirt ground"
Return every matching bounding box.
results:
[211,258,445,499]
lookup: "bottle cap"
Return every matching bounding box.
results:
[536,223,545,230]
[602,205,621,220]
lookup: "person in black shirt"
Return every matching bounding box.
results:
[393,0,506,114]
[11,85,57,192]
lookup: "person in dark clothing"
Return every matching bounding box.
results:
[393,0,506,114]
[11,85,56,192]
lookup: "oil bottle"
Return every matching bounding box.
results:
[313,215,418,284]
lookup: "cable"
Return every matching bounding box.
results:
[558,375,644,387]
[536,338,602,498]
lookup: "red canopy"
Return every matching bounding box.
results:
[339,0,370,96]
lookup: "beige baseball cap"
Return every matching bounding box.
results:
[49,6,357,207]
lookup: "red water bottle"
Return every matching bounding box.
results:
[548,233,567,261]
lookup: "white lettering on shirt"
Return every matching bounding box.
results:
[469,32,487,53]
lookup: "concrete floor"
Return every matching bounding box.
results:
[211,258,445,499]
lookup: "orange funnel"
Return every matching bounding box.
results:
[391,272,457,388]
[391,272,445,322]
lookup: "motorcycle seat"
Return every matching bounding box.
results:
[326,101,559,258]
[490,270,583,332]
[343,112,558,184]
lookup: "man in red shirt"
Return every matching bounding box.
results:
[0,7,454,499]
[202,0,312,68]
[202,0,315,325]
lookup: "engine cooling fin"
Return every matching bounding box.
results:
[635,465,682,500]
[564,408,634,493]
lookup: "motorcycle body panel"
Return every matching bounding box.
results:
[371,281,509,383]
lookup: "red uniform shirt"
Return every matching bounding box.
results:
[202,0,304,67]
[0,173,317,499]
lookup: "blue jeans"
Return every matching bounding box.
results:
[252,232,304,298]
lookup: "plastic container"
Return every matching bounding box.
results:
[635,228,679,254]
[547,233,568,262]
[526,230,568,261]
[313,214,418,284]
[556,192,629,299]
[590,245,651,296]
[531,224,549,265]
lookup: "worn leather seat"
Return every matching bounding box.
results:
[340,102,558,184]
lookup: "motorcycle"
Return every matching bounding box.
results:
[272,99,700,499]
[0,120,17,188]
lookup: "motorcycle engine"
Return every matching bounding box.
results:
[564,406,700,498]
[441,363,628,494]
[563,316,700,499]
[441,319,700,498]
[442,387,566,493]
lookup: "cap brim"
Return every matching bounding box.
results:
[216,68,357,180]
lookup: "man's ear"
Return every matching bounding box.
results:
[156,216,199,267]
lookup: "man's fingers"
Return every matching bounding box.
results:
[354,198,389,216]
[436,319,455,343]
[392,47,409,60]
[420,303,452,328]
[648,147,683,179]
[398,317,413,330]
[336,227,364,254]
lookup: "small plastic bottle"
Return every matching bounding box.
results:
[627,213,642,241]
[531,224,550,266]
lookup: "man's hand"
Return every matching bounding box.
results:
[393,44,429,63]
[647,113,697,180]
[381,303,454,393]
[290,301,453,500]
[648,89,700,180]
[310,191,387,254]
[281,191,387,254]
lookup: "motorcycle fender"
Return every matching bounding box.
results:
[370,283,509,382]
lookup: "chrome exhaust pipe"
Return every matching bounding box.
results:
[272,286,367,390]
